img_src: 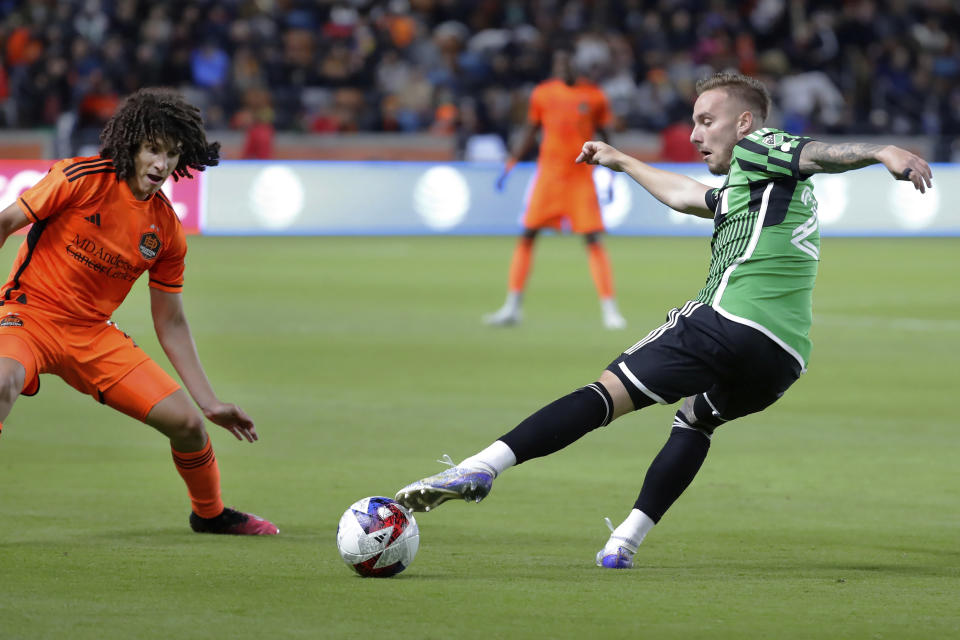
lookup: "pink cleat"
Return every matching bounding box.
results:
[189,507,279,535]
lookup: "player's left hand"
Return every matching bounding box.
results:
[203,402,258,442]
[877,145,933,193]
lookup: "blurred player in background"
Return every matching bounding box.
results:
[397,72,932,567]
[0,88,278,536]
[486,47,626,330]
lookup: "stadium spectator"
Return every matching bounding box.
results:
[0,87,278,536]
[394,71,933,568]
[779,71,845,134]
[0,55,9,125]
[0,1,958,156]
[658,101,699,162]
[633,67,680,131]
[457,94,509,162]
[76,70,119,129]
[236,87,275,159]
[190,41,231,90]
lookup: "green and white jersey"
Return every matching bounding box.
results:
[696,128,820,371]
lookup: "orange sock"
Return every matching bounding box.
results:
[508,237,535,293]
[172,438,224,518]
[587,242,615,299]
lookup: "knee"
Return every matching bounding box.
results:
[0,363,25,404]
[676,394,727,436]
[597,369,635,422]
[583,232,600,245]
[166,412,207,445]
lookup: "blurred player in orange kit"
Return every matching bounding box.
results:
[486,46,626,329]
[0,88,278,536]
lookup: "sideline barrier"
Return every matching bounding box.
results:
[205,161,958,237]
[0,160,203,234]
[2,159,956,236]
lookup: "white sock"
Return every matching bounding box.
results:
[460,440,516,478]
[503,290,522,313]
[601,297,620,316]
[605,509,655,553]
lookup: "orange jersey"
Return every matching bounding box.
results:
[6,156,187,323]
[528,79,611,173]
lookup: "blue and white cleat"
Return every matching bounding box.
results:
[595,517,636,569]
[395,455,494,512]
[595,547,634,569]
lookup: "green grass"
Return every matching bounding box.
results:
[1,235,957,639]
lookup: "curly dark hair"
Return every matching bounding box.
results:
[99,87,220,182]
[695,72,771,124]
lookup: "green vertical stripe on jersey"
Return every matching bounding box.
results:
[694,128,820,370]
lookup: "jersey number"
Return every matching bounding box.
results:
[792,187,820,259]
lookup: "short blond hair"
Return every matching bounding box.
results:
[695,72,770,124]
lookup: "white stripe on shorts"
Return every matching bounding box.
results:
[701,391,728,423]
[616,301,702,405]
[617,361,668,405]
[624,301,701,355]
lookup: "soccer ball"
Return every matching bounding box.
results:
[336,496,420,577]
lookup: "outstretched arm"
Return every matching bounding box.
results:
[0,201,32,249]
[799,142,933,193]
[496,123,540,191]
[150,288,257,442]
[576,140,713,218]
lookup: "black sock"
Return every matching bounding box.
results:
[634,426,711,522]
[499,384,613,464]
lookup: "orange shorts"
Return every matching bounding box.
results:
[0,304,180,421]
[524,166,604,234]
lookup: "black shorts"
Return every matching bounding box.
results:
[606,301,802,423]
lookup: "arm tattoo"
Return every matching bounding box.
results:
[799,141,885,174]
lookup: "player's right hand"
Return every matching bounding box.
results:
[576,141,625,172]
[204,402,258,442]
[494,157,518,192]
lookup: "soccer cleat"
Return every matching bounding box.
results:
[595,517,636,569]
[189,507,279,535]
[483,304,522,326]
[395,455,494,512]
[601,298,627,330]
[602,309,627,330]
[596,546,635,569]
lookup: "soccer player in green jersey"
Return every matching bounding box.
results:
[394,72,933,568]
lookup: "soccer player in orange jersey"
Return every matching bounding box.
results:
[0,88,278,535]
[486,47,626,329]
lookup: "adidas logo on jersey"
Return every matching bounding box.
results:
[84,213,101,226]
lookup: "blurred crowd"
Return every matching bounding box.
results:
[2,0,960,160]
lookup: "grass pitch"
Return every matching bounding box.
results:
[1,235,957,639]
